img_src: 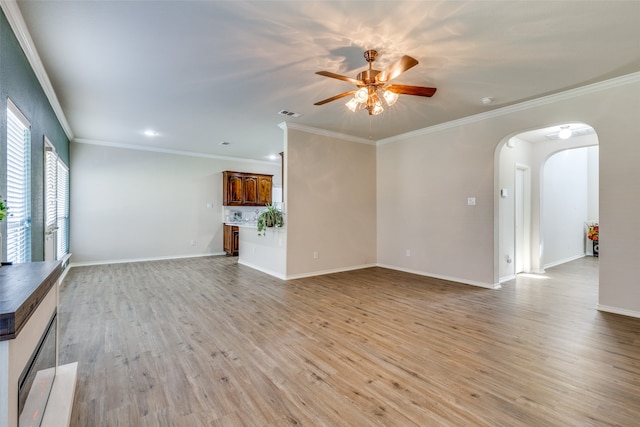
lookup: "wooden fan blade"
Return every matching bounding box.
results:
[314,90,357,106]
[376,55,419,83]
[385,84,437,97]
[316,71,362,86]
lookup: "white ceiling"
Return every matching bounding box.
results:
[14,1,640,161]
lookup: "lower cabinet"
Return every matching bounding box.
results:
[223,225,239,256]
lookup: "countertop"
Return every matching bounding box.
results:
[224,221,257,228]
[0,261,62,341]
[225,222,286,231]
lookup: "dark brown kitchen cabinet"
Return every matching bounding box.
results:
[243,175,259,205]
[224,172,244,206]
[222,171,272,206]
[257,175,272,205]
[223,224,239,256]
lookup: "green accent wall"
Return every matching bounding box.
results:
[0,8,70,262]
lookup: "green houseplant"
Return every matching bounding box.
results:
[257,204,284,236]
[0,197,6,222]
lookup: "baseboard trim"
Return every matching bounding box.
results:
[69,252,224,268]
[376,264,501,289]
[543,253,586,270]
[597,304,640,319]
[499,274,517,283]
[237,260,286,280]
[285,263,377,280]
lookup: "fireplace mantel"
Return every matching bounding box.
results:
[0,261,62,341]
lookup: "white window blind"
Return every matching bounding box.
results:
[6,100,32,263]
[56,160,69,259]
[45,146,57,231]
[44,139,69,261]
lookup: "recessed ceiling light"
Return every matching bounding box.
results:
[481,97,494,105]
[143,129,158,137]
[267,154,279,160]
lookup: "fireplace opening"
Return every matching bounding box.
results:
[18,311,57,427]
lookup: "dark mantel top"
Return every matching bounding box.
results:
[0,261,62,341]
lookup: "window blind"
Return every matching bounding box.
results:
[45,147,57,231]
[6,101,32,263]
[56,160,69,259]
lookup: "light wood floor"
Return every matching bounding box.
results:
[58,256,640,426]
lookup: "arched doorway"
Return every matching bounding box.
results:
[496,123,599,283]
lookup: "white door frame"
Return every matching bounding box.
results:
[514,163,531,274]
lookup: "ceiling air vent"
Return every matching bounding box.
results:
[278,110,302,118]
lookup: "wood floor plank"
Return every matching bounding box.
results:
[58,256,640,426]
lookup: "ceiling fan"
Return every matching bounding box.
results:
[314,50,437,115]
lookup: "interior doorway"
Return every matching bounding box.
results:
[496,123,598,283]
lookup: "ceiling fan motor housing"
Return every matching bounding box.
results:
[357,69,381,85]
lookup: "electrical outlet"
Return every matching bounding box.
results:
[191,239,196,246]
[467,197,476,206]
[405,249,411,257]
[313,251,319,259]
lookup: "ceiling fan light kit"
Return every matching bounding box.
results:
[315,49,437,116]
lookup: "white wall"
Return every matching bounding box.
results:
[284,126,377,277]
[377,74,640,316]
[587,146,599,221]
[377,122,497,287]
[542,147,590,267]
[70,142,280,264]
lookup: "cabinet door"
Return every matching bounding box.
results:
[223,225,239,256]
[223,225,232,255]
[257,175,272,206]
[232,227,239,256]
[243,175,258,205]
[224,172,243,206]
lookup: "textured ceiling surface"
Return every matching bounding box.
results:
[15,1,640,160]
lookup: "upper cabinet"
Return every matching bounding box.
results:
[257,175,272,205]
[223,171,273,206]
[225,172,244,205]
[243,175,258,205]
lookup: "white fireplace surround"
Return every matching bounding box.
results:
[0,274,77,427]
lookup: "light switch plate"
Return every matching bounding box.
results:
[467,197,476,206]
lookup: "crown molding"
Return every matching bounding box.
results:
[279,121,375,145]
[378,71,640,145]
[74,138,279,165]
[0,0,74,140]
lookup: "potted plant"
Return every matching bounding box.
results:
[257,204,284,236]
[0,197,6,222]
[586,221,599,257]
